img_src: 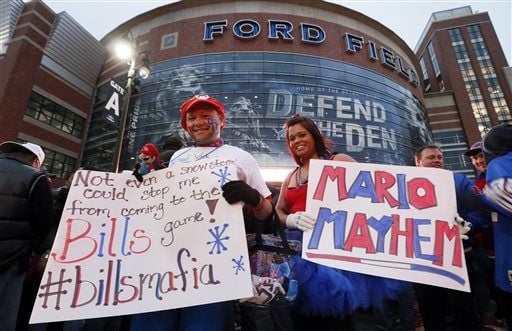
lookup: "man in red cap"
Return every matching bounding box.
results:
[131,95,273,331]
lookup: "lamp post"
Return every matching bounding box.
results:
[111,32,150,172]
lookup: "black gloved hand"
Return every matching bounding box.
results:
[132,163,144,182]
[222,180,261,207]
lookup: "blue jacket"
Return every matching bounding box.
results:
[485,152,512,293]
[453,173,489,229]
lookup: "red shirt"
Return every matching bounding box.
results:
[283,168,308,214]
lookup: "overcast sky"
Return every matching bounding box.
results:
[43,0,511,64]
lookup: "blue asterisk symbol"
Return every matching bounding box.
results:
[232,255,245,275]
[211,166,232,186]
[273,127,286,140]
[206,223,230,254]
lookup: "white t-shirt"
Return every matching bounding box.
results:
[169,144,271,198]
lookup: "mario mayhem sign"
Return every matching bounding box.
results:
[303,160,470,292]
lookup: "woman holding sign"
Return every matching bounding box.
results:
[275,115,408,330]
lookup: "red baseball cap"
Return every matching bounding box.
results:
[140,143,159,158]
[180,95,225,130]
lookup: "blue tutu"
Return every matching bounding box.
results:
[287,230,408,318]
[292,259,408,318]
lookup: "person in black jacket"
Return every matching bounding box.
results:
[0,141,54,331]
[158,134,187,167]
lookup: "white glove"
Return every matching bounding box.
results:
[455,214,471,240]
[286,211,316,231]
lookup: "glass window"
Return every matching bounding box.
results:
[84,52,433,171]
[419,57,430,92]
[433,130,473,173]
[448,28,492,134]
[427,42,441,77]
[25,91,86,138]
[161,32,178,49]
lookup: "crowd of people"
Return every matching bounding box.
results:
[1,94,511,331]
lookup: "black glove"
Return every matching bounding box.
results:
[132,163,144,182]
[222,180,261,207]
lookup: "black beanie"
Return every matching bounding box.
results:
[482,123,512,165]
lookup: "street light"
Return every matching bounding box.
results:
[112,31,151,172]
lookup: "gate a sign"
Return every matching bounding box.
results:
[102,79,126,125]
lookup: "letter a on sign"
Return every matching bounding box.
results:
[105,92,120,117]
[102,78,124,125]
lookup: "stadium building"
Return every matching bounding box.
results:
[8,1,509,179]
[84,0,431,173]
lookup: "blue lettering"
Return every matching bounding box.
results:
[345,33,364,53]
[308,208,348,249]
[380,47,396,70]
[413,219,438,262]
[203,20,228,41]
[233,19,260,39]
[396,174,410,209]
[367,215,395,253]
[395,56,410,79]
[347,170,379,202]
[98,223,106,257]
[301,23,325,43]
[409,68,420,87]
[121,217,132,256]
[368,41,378,60]
[268,20,293,40]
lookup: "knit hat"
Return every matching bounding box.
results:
[161,135,186,151]
[0,141,45,165]
[180,95,225,130]
[463,141,482,156]
[482,123,512,164]
[140,143,159,158]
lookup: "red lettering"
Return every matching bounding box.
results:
[108,218,117,257]
[312,165,348,201]
[103,260,113,306]
[390,216,414,257]
[433,220,463,267]
[115,276,139,303]
[129,229,152,254]
[51,218,97,263]
[344,213,375,253]
[375,171,399,207]
[407,178,437,209]
[71,265,97,308]
[158,271,177,294]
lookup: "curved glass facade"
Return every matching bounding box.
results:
[84,52,432,170]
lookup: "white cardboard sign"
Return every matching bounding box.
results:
[30,158,252,323]
[302,160,470,292]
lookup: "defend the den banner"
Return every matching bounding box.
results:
[30,159,252,324]
[303,160,470,292]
